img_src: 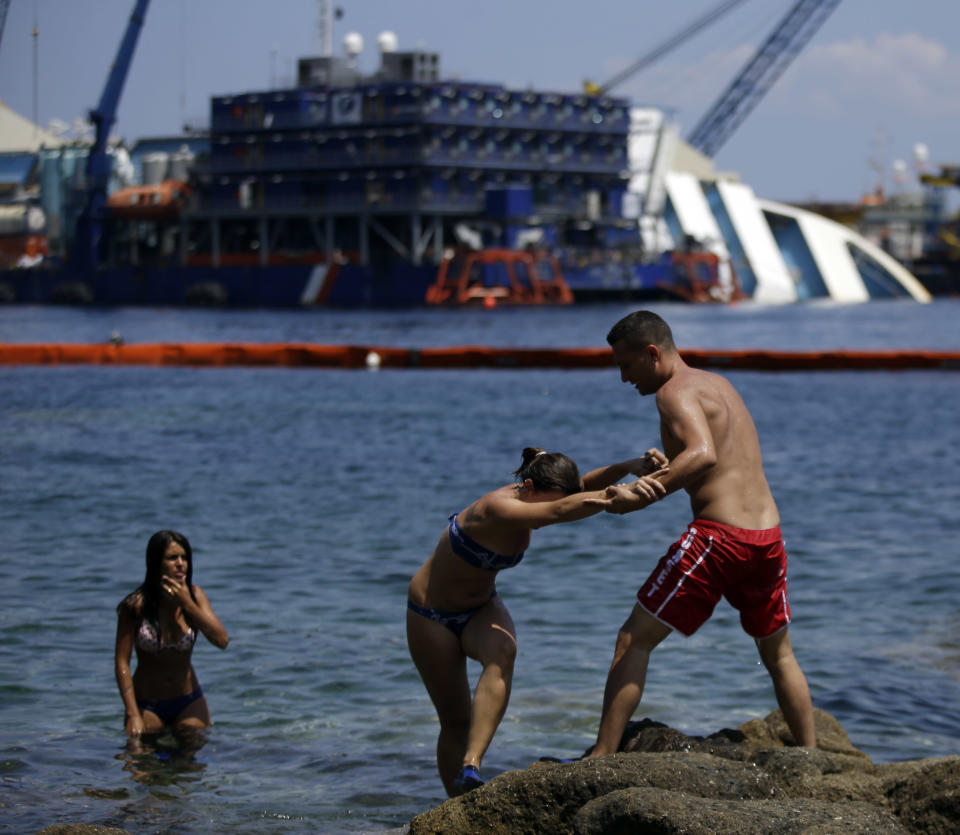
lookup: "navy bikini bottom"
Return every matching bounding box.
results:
[137,688,204,725]
[407,592,498,639]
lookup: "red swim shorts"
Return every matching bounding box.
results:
[636,519,791,638]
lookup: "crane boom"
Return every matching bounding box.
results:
[74,0,151,272]
[686,0,841,157]
[0,0,9,52]
[594,0,750,95]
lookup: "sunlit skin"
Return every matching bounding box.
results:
[583,334,816,757]
[114,539,229,751]
[408,456,667,796]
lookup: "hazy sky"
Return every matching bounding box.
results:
[1,0,958,203]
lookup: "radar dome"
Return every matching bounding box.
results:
[343,32,364,56]
[377,31,398,53]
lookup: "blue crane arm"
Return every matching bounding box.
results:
[76,0,150,271]
[686,0,841,158]
[88,0,151,159]
[0,0,10,52]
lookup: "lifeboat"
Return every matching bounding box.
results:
[426,248,573,306]
[106,180,190,219]
[662,251,746,304]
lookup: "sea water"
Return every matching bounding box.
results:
[1,300,958,833]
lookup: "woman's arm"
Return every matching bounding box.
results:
[173,584,229,649]
[114,607,143,736]
[488,471,668,529]
[581,449,668,490]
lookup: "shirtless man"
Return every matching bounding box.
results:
[587,310,815,757]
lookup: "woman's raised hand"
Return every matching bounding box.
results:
[627,448,669,476]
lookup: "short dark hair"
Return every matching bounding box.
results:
[513,447,581,495]
[606,311,676,352]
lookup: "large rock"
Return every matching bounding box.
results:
[573,788,907,834]
[408,709,960,834]
[882,757,960,834]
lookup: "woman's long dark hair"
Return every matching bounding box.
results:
[117,530,197,631]
[512,447,581,495]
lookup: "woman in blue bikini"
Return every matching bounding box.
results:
[407,447,666,796]
[115,530,229,749]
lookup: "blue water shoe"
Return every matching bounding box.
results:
[453,764,484,794]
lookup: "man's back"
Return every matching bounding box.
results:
[657,363,779,529]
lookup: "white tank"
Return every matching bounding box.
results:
[168,147,195,182]
[141,152,169,185]
[0,205,46,235]
[377,31,398,54]
[26,205,46,233]
[343,32,364,56]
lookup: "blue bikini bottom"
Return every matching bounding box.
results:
[407,592,498,639]
[137,688,204,725]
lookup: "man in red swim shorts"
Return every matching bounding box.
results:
[587,311,816,757]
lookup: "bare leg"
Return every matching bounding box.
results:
[125,708,164,755]
[173,696,211,755]
[756,627,816,747]
[588,604,671,758]
[459,598,517,772]
[406,608,473,796]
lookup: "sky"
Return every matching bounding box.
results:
[1,0,958,203]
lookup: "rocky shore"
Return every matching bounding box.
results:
[32,709,959,834]
[408,709,959,834]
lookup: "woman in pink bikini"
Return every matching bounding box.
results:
[114,530,229,748]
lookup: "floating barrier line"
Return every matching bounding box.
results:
[0,343,958,371]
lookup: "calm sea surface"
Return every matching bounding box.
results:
[1,300,958,833]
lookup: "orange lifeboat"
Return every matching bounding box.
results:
[107,180,190,219]
[426,248,573,306]
[663,251,745,304]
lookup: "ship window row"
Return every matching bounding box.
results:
[211,91,627,132]
[212,125,622,143]
[200,171,625,216]
[208,131,625,172]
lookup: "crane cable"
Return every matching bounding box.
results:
[597,0,752,95]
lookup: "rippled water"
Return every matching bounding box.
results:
[1,300,958,832]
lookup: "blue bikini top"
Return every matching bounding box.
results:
[448,511,525,571]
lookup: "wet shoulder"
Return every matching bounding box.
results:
[658,367,727,408]
[464,484,516,525]
[117,589,143,618]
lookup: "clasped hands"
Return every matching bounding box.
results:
[590,448,670,514]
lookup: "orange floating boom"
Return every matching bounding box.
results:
[0,344,958,371]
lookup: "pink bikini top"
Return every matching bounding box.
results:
[135,618,197,654]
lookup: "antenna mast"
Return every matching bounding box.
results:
[317,0,333,57]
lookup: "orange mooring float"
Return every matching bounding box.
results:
[0,343,958,371]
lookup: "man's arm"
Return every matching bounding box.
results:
[581,449,668,490]
[653,383,717,494]
[604,383,715,515]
